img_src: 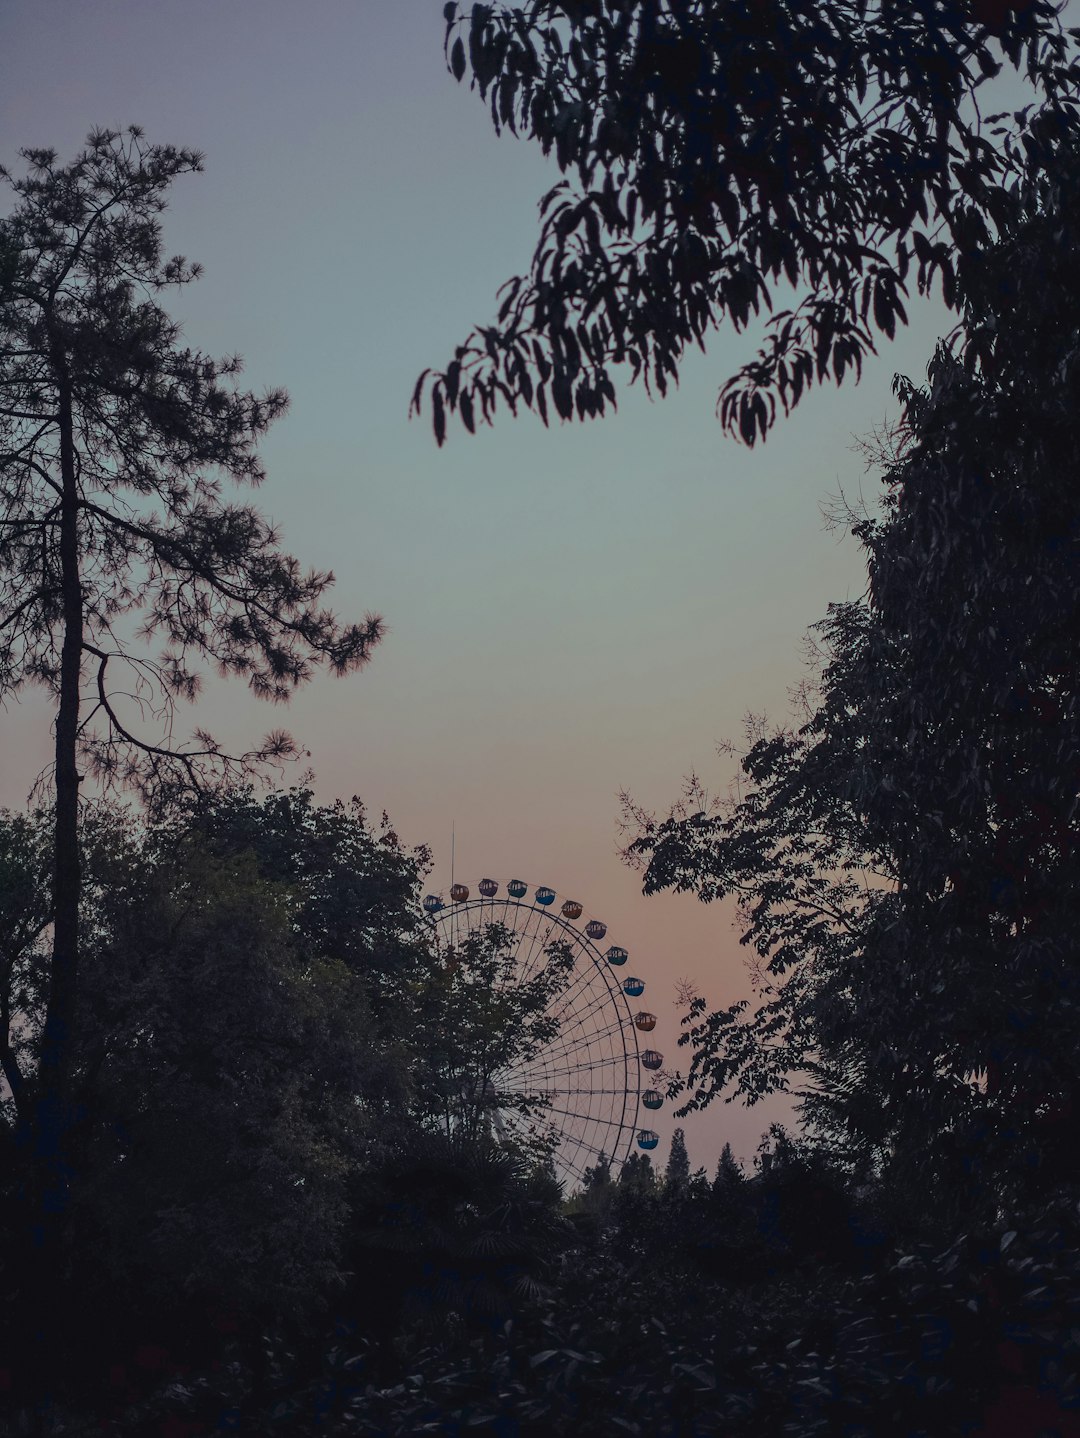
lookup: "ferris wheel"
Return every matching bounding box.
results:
[422,878,666,1188]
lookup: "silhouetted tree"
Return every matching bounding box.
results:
[618,1148,656,1189]
[408,921,574,1163]
[417,0,1078,444]
[173,786,432,1035]
[713,1141,744,1190]
[349,1128,568,1374]
[626,128,1080,1212]
[664,1125,690,1189]
[0,130,381,1329]
[0,794,435,1378]
[580,1150,611,1190]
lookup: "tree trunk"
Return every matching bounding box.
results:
[29,341,83,1336]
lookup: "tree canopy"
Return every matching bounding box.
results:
[415,0,1079,446]
[0,129,382,799]
[0,129,383,1330]
[625,124,1080,1206]
[409,919,575,1164]
[8,19,1080,1430]
[0,794,426,1314]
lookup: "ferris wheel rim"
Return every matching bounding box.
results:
[423,882,643,1184]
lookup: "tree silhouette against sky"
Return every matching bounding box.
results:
[0,128,381,1324]
[416,0,1077,445]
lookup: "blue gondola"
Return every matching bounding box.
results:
[507,879,527,899]
[623,977,645,997]
[423,894,444,914]
[606,945,629,967]
[637,1130,659,1150]
[535,886,556,905]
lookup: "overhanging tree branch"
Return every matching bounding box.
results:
[416,0,1077,446]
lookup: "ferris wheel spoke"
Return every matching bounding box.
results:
[509,1023,632,1081]
[497,1081,615,1144]
[542,988,619,1056]
[511,1035,621,1081]
[542,943,612,1015]
[532,931,624,1042]
[500,1084,631,1097]
[507,1053,627,1091]
[428,885,642,1183]
[502,1041,628,1086]
[521,943,625,1064]
[506,914,540,983]
[520,1035,624,1087]
[536,993,633,1070]
[550,957,626,1029]
[497,1094,627,1131]
[517,909,571,987]
[507,1030,630,1085]
[530,1099,629,1131]
[512,910,551,984]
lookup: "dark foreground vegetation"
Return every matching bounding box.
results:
[5,0,1080,1432]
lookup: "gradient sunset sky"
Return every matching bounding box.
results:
[1,1,1024,1169]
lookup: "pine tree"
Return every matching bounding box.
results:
[665,1127,691,1190]
[0,129,381,1327]
[713,1142,744,1190]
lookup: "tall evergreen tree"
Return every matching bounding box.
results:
[0,130,381,1320]
[713,1142,744,1190]
[581,1151,611,1191]
[665,1126,691,1189]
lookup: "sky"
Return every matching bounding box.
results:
[0,1,1026,1171]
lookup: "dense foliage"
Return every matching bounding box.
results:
[0,791,573,1405]
[416,0,1080,444]
[6,1131,1078,1436]
[6,14,1080,1427]
[0,131,384,1320]
[626,121,1080,1217]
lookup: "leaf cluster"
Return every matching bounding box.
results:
[417,0,1079,444]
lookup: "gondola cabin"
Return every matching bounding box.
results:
[423,894,444,914]
[637,1130,659,1151]
[634,1012,657,1032]
[450,883,470,903]
[507,879,528,898]
[561,899,583,920]
[585,919,607,941]
[478,878,498,897]
[535,886,556,905]
[641,1049,663,1070]
[606,945,629,967]
[623,977,645,997]
[642,1089,664,1110]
